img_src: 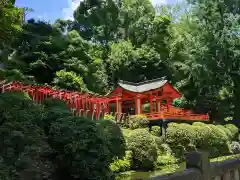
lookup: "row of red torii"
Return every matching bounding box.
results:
[0,81,130,122]
[0,79,209,122]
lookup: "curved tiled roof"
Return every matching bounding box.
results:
[118,77,167,93]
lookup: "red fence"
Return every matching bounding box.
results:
[0,81,110,120]
[0,80,209,122]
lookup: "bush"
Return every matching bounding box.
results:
[0,92,54,179]
[154,136,164,150]
[151,126,161,137]
[157,143,172,155]
[185,144,197,152]
[155,154,177,169]
[42,98,72,135]
[48,116,113,180]
[104,114,115,121]
[229,141,240,154]
[171,145,186,161]
[110,151,132,173]
[166,123,196,147]
[193,123,230,157]
[128,114,149,129]
[224,124,239,141]
[97,119,126,161]
[216,125,232,141]
[128,129,157,170]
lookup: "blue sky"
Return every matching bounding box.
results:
[16,0,179,23]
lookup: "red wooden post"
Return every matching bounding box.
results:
[116,98,119,113]
[135,96,141,114]
[82,96,85,110]
[96,102,100,120]
[149,95,153,114]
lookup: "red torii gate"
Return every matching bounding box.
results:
[0,79,209,122]
[0,81,111,120]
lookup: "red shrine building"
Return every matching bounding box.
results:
[107,77,209,121]
[0,78,209,121]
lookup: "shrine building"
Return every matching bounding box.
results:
[107,77,209,121]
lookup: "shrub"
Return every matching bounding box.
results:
[0,92,54,179]
[157,143,172,155]
[155,154,177,169]
[216,125,232,141]
[128,129,157,170]
[186,144,197,152]
[110,151,132,173]
[224,124,239,141]
[97,119,126,161]
[229,141,240,154]
[166,123,196,147]
[42,98,72,135]
[193,123,230,157]
[0,92,45,127]
[154,136,164,150]
[104,114,115,121]
[128,114,149,129]
[48,116,113,180]
[151,126,161,137]
[171,145,186,161]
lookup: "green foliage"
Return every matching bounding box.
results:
[157,143,173,155]
[127,129,157,170]
[216,125,233,141]
[224,124,239,141]
[0,92,54,179]
[166,123,196,146]
[0,0,24,48]
[155,154,177,169]
[104,114,115,121]
[48,116,113,180]
[167,122,231,158]
[110,151,132,173]
[192,123,230,157]
[53,69,87,91]
[128,114,149,130]
[42,98,72,135]
[151,126,161,137]
[185,144,197,152]
[171,145,186,161]
[97,119,126,161]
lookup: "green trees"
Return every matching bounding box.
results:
[2,0,240,122]
[0,92,129,180]
[0,0,24,48]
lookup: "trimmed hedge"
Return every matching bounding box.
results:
[128,114,149,129]
[97,119,126,161]
[166,122,231,158]
[48,116,113,180]
[224,124,239,141]
[128,129,157,170]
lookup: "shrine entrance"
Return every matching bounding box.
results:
[107,77,181,119]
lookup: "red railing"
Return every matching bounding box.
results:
[0,81,209,122]
[144,105,209,121]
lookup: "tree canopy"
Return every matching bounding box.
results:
[1,0,240,122]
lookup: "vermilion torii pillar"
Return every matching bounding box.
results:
[135,95,141,114]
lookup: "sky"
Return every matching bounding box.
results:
[16,0,179,23]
